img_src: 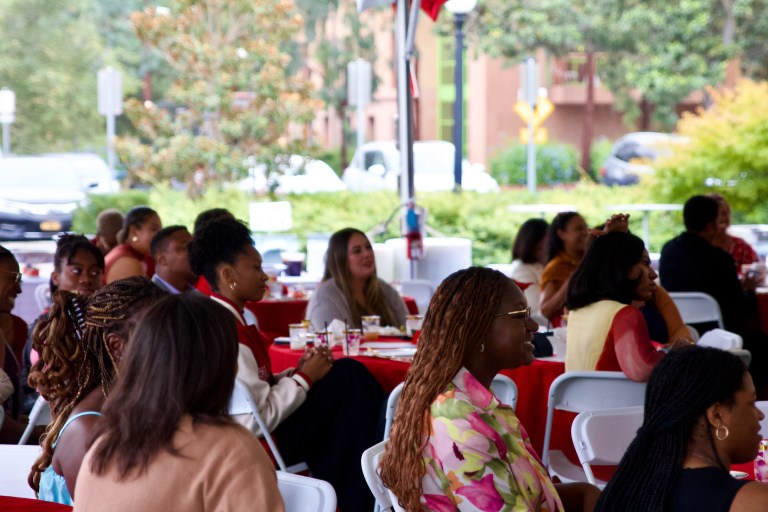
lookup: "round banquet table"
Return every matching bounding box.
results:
[247,296,420,342]
[0,497,72,511]
[246,298,308,341]
[268,342,569,457]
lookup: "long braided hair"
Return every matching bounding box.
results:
[323,228,397,327]
[379,267,508,511]
[596,346,746,511]
[27,276,166,491]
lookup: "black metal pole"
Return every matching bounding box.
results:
[452,13,466,193]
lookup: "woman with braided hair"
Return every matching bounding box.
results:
[380,267,599,511]
[27,276,166,505]
[188,216,385,511]
[596,346,768,511]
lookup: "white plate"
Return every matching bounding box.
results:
[362,341,416,349]
[730,470,749,480]
[371,347,417,358]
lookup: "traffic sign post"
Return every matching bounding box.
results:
[0,88,16,156]
[515,58,555,193]
[347,59,372,152]
[98,67,123,179]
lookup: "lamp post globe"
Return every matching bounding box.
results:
[444,0,477,192]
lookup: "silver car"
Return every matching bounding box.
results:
[0,157,85,240]
[600,132,687,186]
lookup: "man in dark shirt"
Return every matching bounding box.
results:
[660,194,767,395]
[659,195,750,332]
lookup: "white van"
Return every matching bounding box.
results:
[342,140,499,193]
[46,153,119,194]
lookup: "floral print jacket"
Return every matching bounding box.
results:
[420,368,563,511]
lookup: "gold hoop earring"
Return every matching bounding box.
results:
[716,425,729,441]
[479,343,485,353]
[131,235,138,243]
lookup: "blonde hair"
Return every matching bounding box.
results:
[323,228,397,327]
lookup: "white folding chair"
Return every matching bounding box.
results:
[361,439,404,512]
[228,378,308,474]
[34,283,51,313]
[757,401,768,438]
[18,395,51,445]
[571,406,645,488]
[541,371,646,483]
[490,374,518,410]
[383,383,404,439]
[0,444,42,498]
[485,263,514,277]
[400,279,435,315]
[277,471,337,512]
[669,292,724,329]
[383,375,518,438]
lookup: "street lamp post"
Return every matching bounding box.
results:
[0,88,16,156]
[445,0,477,193]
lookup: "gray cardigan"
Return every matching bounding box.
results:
[306,279,408,330]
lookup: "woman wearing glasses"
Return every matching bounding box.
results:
[565,231,689,382]
[380,267,599,511]
[0,245,27,442]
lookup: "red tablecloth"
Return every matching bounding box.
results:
[270,344,410,394]
[246,296,419,342]
[268,343,569,456]
[246,299,308,340]
[403,296,418,315]
[0,497,72,511]
[758,292,768,335]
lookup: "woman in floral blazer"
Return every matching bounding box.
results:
[380,267,599,511]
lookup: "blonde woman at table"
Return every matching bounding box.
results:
[596,346,768,512]
[187,217,385,511]
[73,294,284,512]
[307,227,407,331]
[380,267,599,511]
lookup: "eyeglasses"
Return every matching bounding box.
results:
[0,270,22,285]
[494,306,531,323]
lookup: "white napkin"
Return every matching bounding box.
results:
[327,319,347,348]
[698,328,743,350]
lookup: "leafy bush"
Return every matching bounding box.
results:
[654,80,768,215]
[73,182,689,266]
[590,137,614,176]
[489,142,581,186]
[72,190,150,234]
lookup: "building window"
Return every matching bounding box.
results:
[436,36,467,151]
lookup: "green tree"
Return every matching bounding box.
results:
[117,0,318,193]
[654,80,768,215]
[471,0,734,173]
[0,0,104,153]
[295,1,377,170]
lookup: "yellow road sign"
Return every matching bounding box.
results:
[513,97,554,129]
[519,127,548,144]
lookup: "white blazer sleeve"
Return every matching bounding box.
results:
[233,344,307,436]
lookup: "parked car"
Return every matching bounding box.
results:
[342,140,500,193]
[45,152,119,194]
[600,132,688,186]
[0,157,86,240]
[238,155,346,195]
